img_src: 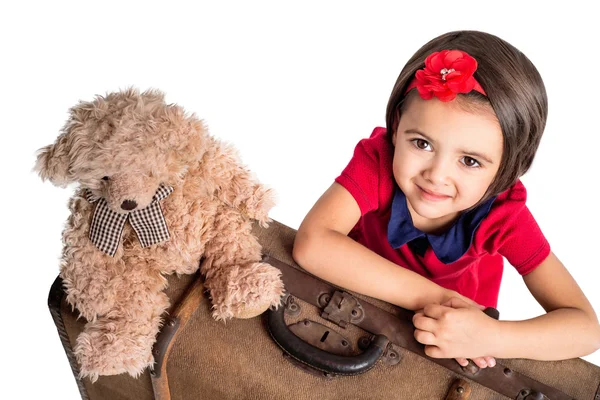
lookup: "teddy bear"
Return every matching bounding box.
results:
[35,87,285,381]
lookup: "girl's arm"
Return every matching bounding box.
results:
[491,252,600,359]
[293,183,480,312]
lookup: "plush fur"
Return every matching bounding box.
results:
[35,88,285,381]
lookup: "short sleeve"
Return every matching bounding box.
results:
[334,132,385,215]
[476,181,551,276]
[497,205,551,275]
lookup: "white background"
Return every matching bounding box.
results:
[2,1,599,398]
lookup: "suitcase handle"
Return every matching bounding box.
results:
[266,300,390,376]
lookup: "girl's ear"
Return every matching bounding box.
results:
[34,134,72,187]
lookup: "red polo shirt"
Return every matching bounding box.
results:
[335,127,550,307]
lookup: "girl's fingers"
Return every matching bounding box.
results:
[485,356,496,367]
[455,357,469,367]
[473,357,488,368]
[456,357,495,368]
[414,329,436,346]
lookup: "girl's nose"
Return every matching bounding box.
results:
[423,157,451,186]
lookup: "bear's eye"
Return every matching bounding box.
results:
[102,176,110,181]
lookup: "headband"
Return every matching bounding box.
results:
[405,50,486,102]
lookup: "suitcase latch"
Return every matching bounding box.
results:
[288,319,355,356]
[320,290,365,328]
[516,389,548,400]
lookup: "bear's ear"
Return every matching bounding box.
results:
[140,87,166,103]
[35,98,98,187]
[34,133,72,187]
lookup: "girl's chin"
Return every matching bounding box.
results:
[409,198,455,221]
[413,206,448,219]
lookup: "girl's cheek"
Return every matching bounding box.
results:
[457,177,489,203]
[400,153,423,174]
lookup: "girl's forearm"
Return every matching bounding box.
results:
[293,227,453,311]
[492,308,600,360]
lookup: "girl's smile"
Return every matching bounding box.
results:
[416,184,453,202]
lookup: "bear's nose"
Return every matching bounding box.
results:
[121,200,137,211]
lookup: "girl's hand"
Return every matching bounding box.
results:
[412,297,499,361]
[442,296,497,369]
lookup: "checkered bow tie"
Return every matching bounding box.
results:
[85,184,173,256]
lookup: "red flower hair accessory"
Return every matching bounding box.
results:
[405,50,486,102]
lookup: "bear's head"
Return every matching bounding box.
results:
[35,87,207,213]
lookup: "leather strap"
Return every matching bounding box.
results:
[265,255,572,400]
[445,379,472,400]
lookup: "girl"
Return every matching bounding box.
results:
[292,30,600,369]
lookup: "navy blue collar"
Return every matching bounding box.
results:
[387,186,496,264]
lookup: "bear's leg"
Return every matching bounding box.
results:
[201,206,284,321]
[74,274,169,381]
[60,248,124,322]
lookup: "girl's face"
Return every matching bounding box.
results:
[392,94,503,233]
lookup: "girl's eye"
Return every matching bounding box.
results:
[412,139,432,151]
[461,157,481,168]
[102,176,110,181]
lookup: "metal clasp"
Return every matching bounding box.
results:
[320,291,365,328]
[516,389,548,400]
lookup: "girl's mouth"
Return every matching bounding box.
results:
[417,185,452,202]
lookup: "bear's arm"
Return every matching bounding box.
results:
[202,140,275,227]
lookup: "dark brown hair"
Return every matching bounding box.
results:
[386,30,548,200]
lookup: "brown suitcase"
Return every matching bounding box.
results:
[49,220,600,399]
